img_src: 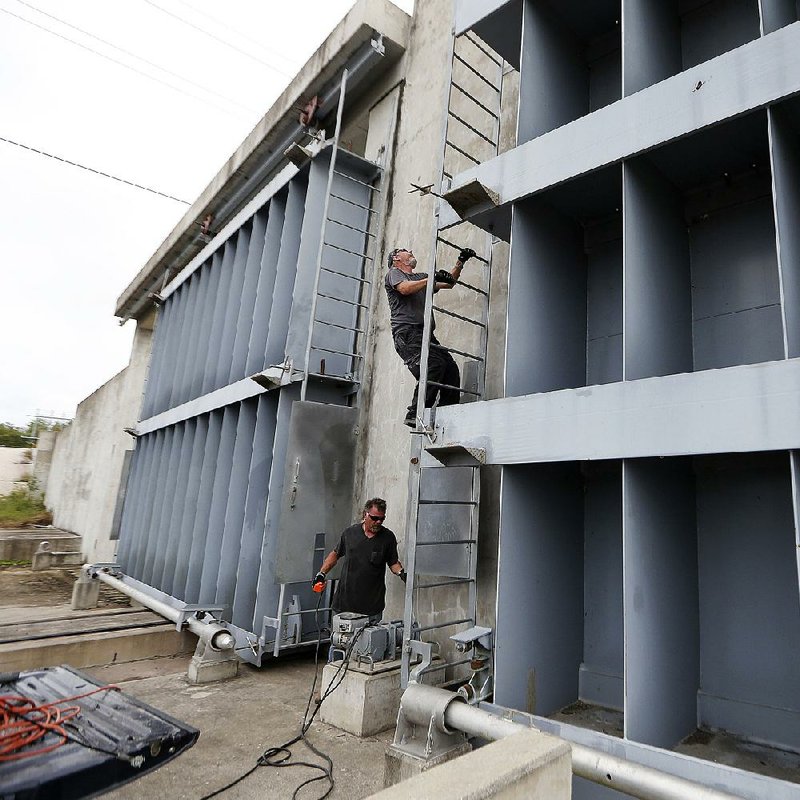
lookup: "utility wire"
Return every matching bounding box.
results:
[13,0,261,115]
[174,0,299,70]
[0,135,190,204]
[141,0,294,78]
[0,7,251,120]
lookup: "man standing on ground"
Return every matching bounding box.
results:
[385,246,476,426]
[314,498,406,625]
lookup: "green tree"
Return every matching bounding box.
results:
[0,423,29,448]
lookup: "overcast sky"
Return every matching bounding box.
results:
[0,0,412,427]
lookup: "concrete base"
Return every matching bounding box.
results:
[320,659,403,737]
[375,729,572,799]
[384,739,472,786]
[71,573,100,610]
[187,639,240,684]
[33,542,83,570]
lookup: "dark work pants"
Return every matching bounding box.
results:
[392,325,461,417]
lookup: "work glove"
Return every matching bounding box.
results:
[458,247,476,264]
[398,569,407,584]
[434,269,456,286]
[312,572,326,593]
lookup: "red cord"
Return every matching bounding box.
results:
[0,684,120,762]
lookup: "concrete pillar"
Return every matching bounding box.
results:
[377,729,571,799]
[71,571,100,610]
[187,639,239,684]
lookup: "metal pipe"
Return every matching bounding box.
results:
[93,570,234,651]
[400,684,742,800]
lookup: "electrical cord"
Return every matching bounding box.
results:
[199,595,363,800]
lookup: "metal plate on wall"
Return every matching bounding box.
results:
[274,401,358,583]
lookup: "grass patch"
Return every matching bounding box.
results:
[0,559,32,567]
[0,487,53,528]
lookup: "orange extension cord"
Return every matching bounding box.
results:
[0,685,120,763]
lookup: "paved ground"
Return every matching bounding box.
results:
[89,653,394,800]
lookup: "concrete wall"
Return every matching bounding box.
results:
[45,312,154,561]
[0,448,32,495]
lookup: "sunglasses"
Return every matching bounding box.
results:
[367,513,385,522]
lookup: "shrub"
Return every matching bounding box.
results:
[0,487,53,528]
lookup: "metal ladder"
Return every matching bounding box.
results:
[300,68,388,404]
[401,31,506,688]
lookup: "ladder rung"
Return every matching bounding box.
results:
[327,217,375,237]
[321,265,371,284]
[431,343,484,362]
[448,110,497,146]
[317,292,370,309]
[324,241,374,260]
[432,305,487,327]
[311,344,363,359]
[307,372,359,384]
[453,53,501,93]
[331,193,379,213]
[417,539,476,546]
[419,499,478,506]
[333,170,380,191]
[426,379,481,396]
[437,235,491,265]
[442,171,453,180]
[440,277,488,297]
[417,618,474,633]
[315,318,366,334]
[451,82,500,121]
[445,139,481,165]
[463,31,503,67]
[415,578,475,589]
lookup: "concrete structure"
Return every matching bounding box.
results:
[0,447,32,495]
[379,729,571,799]
[44,312,154,562]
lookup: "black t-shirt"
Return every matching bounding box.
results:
[332,523,400,616]
[385,267,428,330]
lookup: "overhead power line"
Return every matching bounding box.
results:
[0,135,190,204]
[141,0,294,78]
[0,7,251,120]
[13,0,261,115]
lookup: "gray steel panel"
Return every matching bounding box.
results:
[141,303,170,420]
[695,452,800,750]
[153,286,186,416]
[197,404,239,606]
[623,158,693,380]
[623,458,699,748]
[587,238,622,385]
[588,42,621,113]
[156,418,196,595]
[441,24,800,230]
[122,431,159,576]
[494,463,584,716]
[131,428,169,581]
[167,273,201,411]
[419,465,475,502]
[231,393,278,629]
[415,502,473,578]
[274,401,358,584]
[213,398,257,615]
[176,265,211,407]
[116,432,152,568]
[230,209,268,383]
[190,251,223,400]
[246,195,286,375]
[284,159,329,368]
[215,224,252,391]
[581,463,623,710]
[586,336,622,386]
[184,409,223,603]
[768,105,800,358]
[455,0,522,67]
[518,0,590,143]
[170,414,208,601]
[433,358,800,464]
[623,0,682,95]
[265,179,308,366]
[680,0,759,71]
[251,387,298,632]
[200,240,236,396]
[793,451,800,612]
[506,199,587,395]
[759,0,799,33]
[693,305,784,371]
[141,424,182,586]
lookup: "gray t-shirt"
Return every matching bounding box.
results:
[385,267,429,329]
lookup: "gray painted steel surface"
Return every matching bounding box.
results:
[442,2,800,797]
[117,142,382,659]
